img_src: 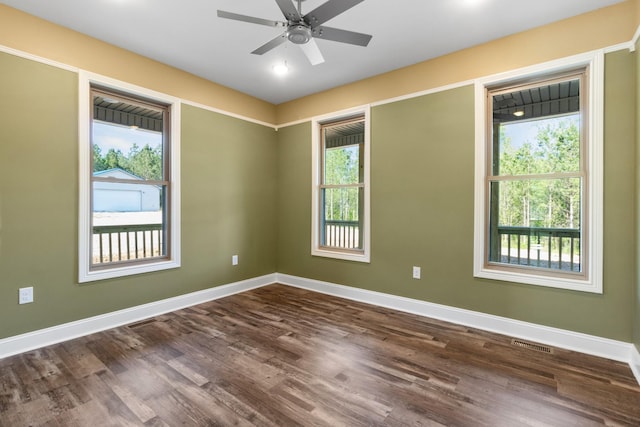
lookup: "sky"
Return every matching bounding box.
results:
[502,114,579,149]
[503,120,540,147]
[93,122,162,154]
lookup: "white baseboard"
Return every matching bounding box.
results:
[0,274,277,359]
[2,271,638,387]
[631,344,640,385]
[276,273,635,365]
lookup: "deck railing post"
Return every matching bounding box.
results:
[496,226,580,271]
[92,223,162,265]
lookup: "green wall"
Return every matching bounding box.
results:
[276,50,637,342]
[635,39,640,352]
[603,49,637,343]
[0,48,638,345]
[0,52,277,339]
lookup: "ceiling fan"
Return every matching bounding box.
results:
[217,0,372,66]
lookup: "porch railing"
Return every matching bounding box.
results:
[323,220,360,249]
[93,222,578,271]
[495,226,581,271]
[92,223,163,264]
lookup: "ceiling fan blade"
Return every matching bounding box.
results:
[299,39,325,65]
[217,10,283,28]
[304,0,365,29]
[251,32,288,55]
[313,26,372,47]
[274,0,301,22]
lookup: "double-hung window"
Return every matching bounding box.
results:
[473,53,603,293]
[79,73,180,282]
[312,108,370,262]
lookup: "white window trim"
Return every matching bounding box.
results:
[311,105,371,263]
[78,71,181,283]
[473,51,604,293]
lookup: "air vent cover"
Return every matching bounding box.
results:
[511,339,553,354]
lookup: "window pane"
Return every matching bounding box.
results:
[494,115,580,176]
[492,77,581,176]
[321,187,362,250]
[92,92,165,180]
[489,178,581,272]
[90,89,169,268]
[92,122,164,180]
[92,182,166,264]
[324,145,361,185]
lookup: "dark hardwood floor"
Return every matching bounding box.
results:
[1,284,639,426]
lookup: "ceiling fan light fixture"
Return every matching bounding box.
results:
[287,25,312,44]
[273,61,289,76]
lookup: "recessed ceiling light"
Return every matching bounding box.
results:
[513,110,525,117]
[273,61,289,76]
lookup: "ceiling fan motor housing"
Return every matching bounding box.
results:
[217,0,373,65]
[287,24,312,44]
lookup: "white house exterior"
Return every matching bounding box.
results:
[93,168,160,212]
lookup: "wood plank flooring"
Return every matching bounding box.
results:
[1,284,639,426]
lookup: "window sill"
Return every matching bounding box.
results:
[312,248,370,263]
[79,259,180,283]
[474,266,601,294]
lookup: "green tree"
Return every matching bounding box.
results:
[127,143,163,180]
[497,117,580,229]
[534,120,580,228]
[102,148,129,171]
[93,143,163,181]
[324,145,360,221]
[92,144,107,172]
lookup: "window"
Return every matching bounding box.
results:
[474,53,603,293]
[312,107,370,262]
[79,72,180,282]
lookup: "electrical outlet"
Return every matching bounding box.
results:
[412,266,421,279]
[232,255,238,266]
[19,287,34,304]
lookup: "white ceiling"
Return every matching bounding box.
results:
[2,0,625,104]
